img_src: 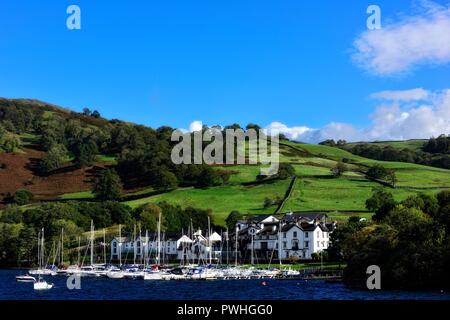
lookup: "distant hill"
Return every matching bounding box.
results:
[346,139,427,151]
[1,98,450,225]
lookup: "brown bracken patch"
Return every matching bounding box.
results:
[0,148,106,204]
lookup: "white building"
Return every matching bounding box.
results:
[110,230,222,263]
[237,212,336,261]
[110,212,336,264]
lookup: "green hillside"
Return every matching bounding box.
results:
[347,139,427,151]
[120,141,450,225]
[2,98,449,227]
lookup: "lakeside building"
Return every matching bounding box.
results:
[110,230,223,264]
[235,212,337,261]
[109,212,336,263]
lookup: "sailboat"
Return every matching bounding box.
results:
[64,236,82,276]
[106,224,125,279]
[79,220,111,277]
[29,228,57,276]
[33,228,54,290]
[144,211,168,280]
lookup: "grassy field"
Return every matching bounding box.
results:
[96,154,117,164]
[48,139,450,227]
[59,190,94,200]
[124,179,291,225]
[347,139,426,151]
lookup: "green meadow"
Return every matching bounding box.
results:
[54,140,449,226]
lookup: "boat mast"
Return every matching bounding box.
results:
[118,224,122,267]
[140,228,143,265]
[90,220,94,266]
[37,229,41,269]
[278,221,282,267]
[144,230,148,268]
[220,230,223,265]
[103,228,106,265]
[41,228,45,269]
[251,234,254,265]
[61,228,64,267]
[226,228,229,266]
[77,236,81,266]
[208,216,212,265]
[235,225,238,267]
[51,240,56,267]
[157,211,161,265]
[190,219,193,263]
[133,224,136,265]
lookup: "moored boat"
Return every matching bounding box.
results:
[33,277,53,290]
[16,275,36,282]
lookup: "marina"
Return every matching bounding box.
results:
[2,268,449,300]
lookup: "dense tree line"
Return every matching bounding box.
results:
[0,99,236,190]
[0,200,213,267]
[423,134,450,154]
[328,189,450,290]
[340,136,450,170]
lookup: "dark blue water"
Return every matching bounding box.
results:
[1,269,449,300]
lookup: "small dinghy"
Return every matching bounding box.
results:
[33,277,53,290]
[16,275,36,282]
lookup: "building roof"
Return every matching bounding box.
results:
[258,225,278,236]
[178,235,193,243]
[209,232,222,242]
[245,214,279,224]
[282,212,328,222]
[281,224,302,232]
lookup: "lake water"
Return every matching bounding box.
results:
[1,269,449,300]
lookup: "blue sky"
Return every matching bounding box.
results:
[1,0,449,141]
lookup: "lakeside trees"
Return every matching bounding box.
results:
[332,189,450,290]
[0,200,214,267]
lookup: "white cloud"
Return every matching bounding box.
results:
[189,120,203,132]
[370,88,430,101]
[263,89,450,143]
[180,89,450,143]
[352,1,450,76]
[264,121,312,140]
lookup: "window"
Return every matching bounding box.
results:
[322,232,325,238]
[292,240,299,251]
[304,241,309,248]
[293,231,297,238]
[283,241,287,249]
[317,241,320,247]
[283,232,286,238]
[317,231,320,238]
[305,232,309,238]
